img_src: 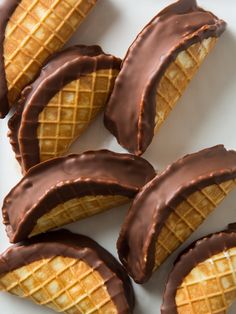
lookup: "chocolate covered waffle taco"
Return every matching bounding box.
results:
[117,145,236,283]
[9,45,121,172]
[162,225,236,314]
[104,0,226,155]
[0,230,134,313]
[3,149,155,243]
[0,0,98,118]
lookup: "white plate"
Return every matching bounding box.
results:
[0,0,236,313]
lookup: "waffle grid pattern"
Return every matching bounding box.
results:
[31,194,129,237]
[0,256,117,313]
[176,247,236,314]
[4,0,96,105]
[154,179,236,269]
[37,69,119,162]
[155,37,217,132]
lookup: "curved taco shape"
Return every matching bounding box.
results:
[104,0,226,155]
[8,45,121,173]
[0,230,134,313]
[0,0,97,118]
[117,145,236,283]
[3,149,155,243]
[162,225,236,314]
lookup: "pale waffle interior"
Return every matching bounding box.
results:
[155,37,217,132]
[30,195,129,237]
[4,0,96,106]
[175,247,236,314]
[37,69,119,162]
[0,256,118,314]
[154,179,236,270]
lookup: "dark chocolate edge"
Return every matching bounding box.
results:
[137,22,226,156]
[104,0,226,155]
[0,0,20,118]
[0,229,134,313]
[8,45,121,171]
[8,45,107,166]
[117,145,236,283]
[161,228,236,313]
[2,150,155,243]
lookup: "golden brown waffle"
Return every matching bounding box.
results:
[176,247,236,313]
[0,231,134,312]
[3,150,155,243]
[155,37,217,132]
[31,194,129,237]
[0,256,119,313]
[117,146,236,284]
[154,179,236,269]
[4,0,97,106]
[104,0,225,156]
[37,68,119,162]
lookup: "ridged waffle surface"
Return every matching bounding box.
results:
[155,37,217,132]
[0,256,118,313]
[4,0,96,106]
[31,195,129,237]
[175,247,236,314]
[154,179,236,269]
[37,68,119,162]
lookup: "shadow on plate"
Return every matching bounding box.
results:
[67,0,121,46]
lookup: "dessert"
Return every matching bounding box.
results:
[162,225,236,314]
[0,230,134,313]
[117,145,236,283]
[8,45,121,172]
[104,0,226,155]
[3,149,155,243]
[0,0,97,118]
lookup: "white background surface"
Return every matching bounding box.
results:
[0,0,236,313]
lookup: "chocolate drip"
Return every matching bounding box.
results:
[0,230,134,313]
[0,0,19,118]
[8,45,122,172]
[104,0,226,155]
[161,230,236,313]
[117,145,236,283]
[2,149,155,243]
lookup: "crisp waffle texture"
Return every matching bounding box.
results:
[0,256,118,313]
[4,0,96,106]
[154,179,236,269]
[37,68,119,162]
[175,247,236,314]
[154,37,217,132]
[30,195,129,237]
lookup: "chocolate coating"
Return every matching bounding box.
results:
[3,149,155,243]
[0,229,134,313]
[161,228,236,313]
[104,0,226,155]
[117,145,236,283]
[0,0,19,118]
[8,45,122,172]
